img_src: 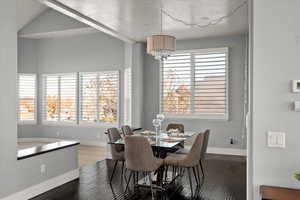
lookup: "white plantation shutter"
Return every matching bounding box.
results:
[42,73,77,123]
[60,75,77,122]
[17,74,36,122]
[160,48,228,119]
[79,71,119,124]
[79,72,98,123]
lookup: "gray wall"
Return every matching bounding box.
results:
[0,0,18,197]
[132,43,144,128]
[18,32,125,144]
[17,9,146,146]
[19,8,90,36]
[252,0,300,198]
[143,35,247,149]
[0,1,78,198]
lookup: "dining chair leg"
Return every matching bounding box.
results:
[124,168,128,183]
[199,160,205,179]
[121,161,125,181]
[164,165,169,183]
[133,171,136,192]
[136,171,139,183]
[148,172,155,200]
[187,167,193,197]
[192,167,199,186]
[125,171,133,193]
[135,171,139,190]
[110,160,118,183]
[196,164,201,185]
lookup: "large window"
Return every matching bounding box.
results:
[79,71,119,124]
[160,48,228,119]
[41,71,119,125]
[17,74,37,123]
[42,73,77,123]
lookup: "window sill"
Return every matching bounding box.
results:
[41,121,118,128]
[164,114,229,121]
[18,121,37,125]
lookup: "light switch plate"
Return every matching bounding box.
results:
[267,131,286,148]
[294,101,300,111]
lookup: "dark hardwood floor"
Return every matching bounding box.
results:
[31,154,246,200]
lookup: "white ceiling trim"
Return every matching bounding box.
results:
[19,27,98,39]
[38,0,135,43]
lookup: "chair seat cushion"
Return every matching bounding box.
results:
[112,150,125,161]
[174,147,190,154]
[164,154,186,166]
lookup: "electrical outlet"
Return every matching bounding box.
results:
[56,131,60,136]
[41,164,46,174]
[229,136,238,145]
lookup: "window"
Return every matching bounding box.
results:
[160,47,228,119]
[17,74,37,123]
[79,71,119,125]
[42,74,77,123]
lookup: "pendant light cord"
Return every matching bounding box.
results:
[161,0,247,29]
[160,8,163,34]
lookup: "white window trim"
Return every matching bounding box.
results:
[159,47,229,121]
[17,73,37,125]
[78,70,120,127]
[40,71,120,127]
[41,73,78,125]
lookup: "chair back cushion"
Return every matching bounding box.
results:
[184,132,205,166]
[201,129,210,159]
[166,123,184,133]
[107,128,124,160]
[121,125,133,136]
[125,136,161,172]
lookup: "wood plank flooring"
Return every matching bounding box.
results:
[31,154,246,200]
[78,145,106,167]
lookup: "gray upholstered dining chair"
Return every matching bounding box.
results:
[124,136,163,200]
[106,128,125,183]
[173,129,210,178]
[121,125,133,136]
[164,132,205,196]
[166,123,184,133]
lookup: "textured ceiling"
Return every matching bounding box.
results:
[55,0,248,41]
[17,0,47,30]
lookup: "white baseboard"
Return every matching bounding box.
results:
[18,137,107,147]
[1,169,79,200]
[207,147,247,156]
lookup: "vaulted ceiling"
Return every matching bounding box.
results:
[54,0,248,41]
[18,0,248,42]
[17,0,47,30]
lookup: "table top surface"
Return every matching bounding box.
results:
[110,131,197,149]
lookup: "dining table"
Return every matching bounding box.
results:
[109,129,197,188]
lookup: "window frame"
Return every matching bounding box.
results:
[17,73,37,125]
[41,73,78,126]
[41,71,120,127]
[159,47,229,120]
[78,70,120,127]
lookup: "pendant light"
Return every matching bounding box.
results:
[147,8,176,61]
